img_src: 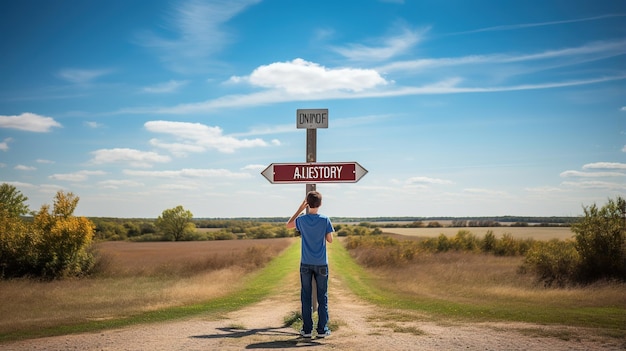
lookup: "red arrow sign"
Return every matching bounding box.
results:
[261,162,368,184]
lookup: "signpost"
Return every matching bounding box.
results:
[262,108,367,312]
[261,162,368,184]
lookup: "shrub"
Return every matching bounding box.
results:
[494,233,520,256]
[451,230,480,252]
[481,230,496,253]
[522,239,580,287]
[31,192,95,279]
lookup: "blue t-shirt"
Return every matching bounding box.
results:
[295,213,334,265]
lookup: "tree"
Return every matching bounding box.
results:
[571,196,625,282]
[0,183,30,217]
[0,184,35,277]
[156,205,195,241]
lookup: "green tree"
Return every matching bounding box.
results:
[571,196,625,282]
[0,183,30,217]
[0,184,35,277]
[156,205,195,241]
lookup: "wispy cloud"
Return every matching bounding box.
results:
[141,80,189,93]
[15,165,36,171]
[84,121,103,128]
[560,170,625,178]
[0,113,62,132]
[406,176,454,185]
[90,148,171,168]
[332,24,426,61]
[0,137,12,151]
[123,168,252,179]
[449,14,626,35]
[98,179,144,189]
[49,170,106,182]
[377,39,626,73]
[57,68,114,84]
[145,120,268,154]
[582,162,626,170]
[136,0,260,73]
[562,180,626,190]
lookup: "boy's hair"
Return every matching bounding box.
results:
[306,191,322,209]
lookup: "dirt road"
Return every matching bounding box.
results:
[3,268,623,351]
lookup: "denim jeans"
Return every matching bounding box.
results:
[300,264,330,334]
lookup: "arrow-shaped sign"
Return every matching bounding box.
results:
[261,162,368,184]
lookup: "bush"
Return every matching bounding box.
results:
[31,192,95,279]
[522,239,580,287]
[1,190,96,279]
[451,230,480,252]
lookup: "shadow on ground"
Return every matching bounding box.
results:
[191,327,323,349]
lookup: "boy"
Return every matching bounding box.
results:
[286,191,334,339]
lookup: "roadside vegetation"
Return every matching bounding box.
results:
[1,183,623,341]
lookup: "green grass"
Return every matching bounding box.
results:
[0,240,301,343]
[330,239,626,336]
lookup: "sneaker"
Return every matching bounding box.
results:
[299,330,312,338]
[316,330,331,338]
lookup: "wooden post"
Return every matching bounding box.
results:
[306,128,317,313]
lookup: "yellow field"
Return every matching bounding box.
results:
[381,226,573,240]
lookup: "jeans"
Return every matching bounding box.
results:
[300,264,330,334]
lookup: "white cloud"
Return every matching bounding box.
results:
[242,164,266,171]
[524,186,565,193]
[406,176,454,185]
[622,145,626,152]
[562,180,626,190]
[582,162,626,170]
[84,121,103,128]
[14,165,36,171]
[142,80,189,93]
[560,170,625,177]
[621,106,626,111]
[463,188,508,196]
[36,159,55,164]
[230,58,388,94]
[123,168,252,179]
[332,24,425,61]
[0,113,62,132]
[90,148,171,168]
[0,137,12,151]
[57,68,113,84]
[145,120,268,154]
[98,179,144,189]
[49,170,106,182]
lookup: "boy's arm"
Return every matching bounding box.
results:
[326,232,333,243]
[286,200,308,229]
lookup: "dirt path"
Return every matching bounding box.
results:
[3,270,624,350]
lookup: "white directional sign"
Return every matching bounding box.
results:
[297,109,328,129]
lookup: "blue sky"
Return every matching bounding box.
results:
[1,0,625,218]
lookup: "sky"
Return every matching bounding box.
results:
[0,0,625,219]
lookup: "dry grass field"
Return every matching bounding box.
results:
[381,226,574,240]
[0,238,294,336]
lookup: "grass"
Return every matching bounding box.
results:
[330,237,626,337]
[0,238,299,343]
